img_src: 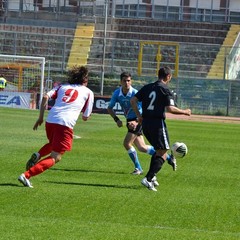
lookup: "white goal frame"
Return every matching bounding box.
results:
[0,54,46,107]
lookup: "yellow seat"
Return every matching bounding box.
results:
[67,23,95,68]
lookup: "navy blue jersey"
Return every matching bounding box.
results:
[135,80,174,119]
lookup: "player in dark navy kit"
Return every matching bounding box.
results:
[131,66,191,191]
[108,72,177,175]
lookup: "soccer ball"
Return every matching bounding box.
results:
[171,142,188,158]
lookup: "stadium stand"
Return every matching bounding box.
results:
[67,23,95,68]
[0,24,75,71]
[111,18,229,44]
[0,16,236,80]
[91,18,232,78]
[207,24,240,79]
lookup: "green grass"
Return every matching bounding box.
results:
[0,107,239,240]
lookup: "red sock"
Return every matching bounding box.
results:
[24,157,55,179]
[38,143,52,159]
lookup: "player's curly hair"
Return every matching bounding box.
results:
[67,65,89,85]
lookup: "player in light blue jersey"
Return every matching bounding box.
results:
[108,72,176,175]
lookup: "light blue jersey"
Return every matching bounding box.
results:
[108,86,142,120]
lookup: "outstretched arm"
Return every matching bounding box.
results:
[33,94,49,130]
[166,105,191,116]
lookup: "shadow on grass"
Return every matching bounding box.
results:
[45,180,141,190]
[50,167,127,175]
[0,183,21,187]
[0,182,142,190]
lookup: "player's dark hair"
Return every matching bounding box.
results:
[120,72,131,81]
[67,65,89,85]
[158,66,172,79]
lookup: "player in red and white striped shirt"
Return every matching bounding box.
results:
[18,66,94,188]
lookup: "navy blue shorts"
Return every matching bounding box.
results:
[142,118,170,150]
[126,119,143,136]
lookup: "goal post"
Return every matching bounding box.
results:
[0,54,45,109]
[138,41,179,77]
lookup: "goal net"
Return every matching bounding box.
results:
[0,54,45,109]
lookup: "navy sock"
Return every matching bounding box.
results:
[146,154,165,181]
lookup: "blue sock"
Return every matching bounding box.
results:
[166,154,171,162]
[128,147,142,171]
[147,146,171,162]
[146,145,155,156]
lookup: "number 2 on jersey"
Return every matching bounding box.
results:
[147,91,156,110]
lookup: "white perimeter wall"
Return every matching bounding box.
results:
[8,0,35,11]
[7,0,240,12]
[229,0,240,12]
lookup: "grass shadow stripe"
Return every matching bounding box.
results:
[0,183,22,187]
[45,180,141,190]
[50,167,127,175]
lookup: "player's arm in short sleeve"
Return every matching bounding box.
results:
[130,90,143,124]
[33,92,50,130]
[34,86,62,130]
[130,96,141,118]
[107,91,123,127]
[166,91,191,116]
[46,85,61,100]
[107,90,118,111]
[82,90,94,121]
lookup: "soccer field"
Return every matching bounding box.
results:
[0,107,239,240]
